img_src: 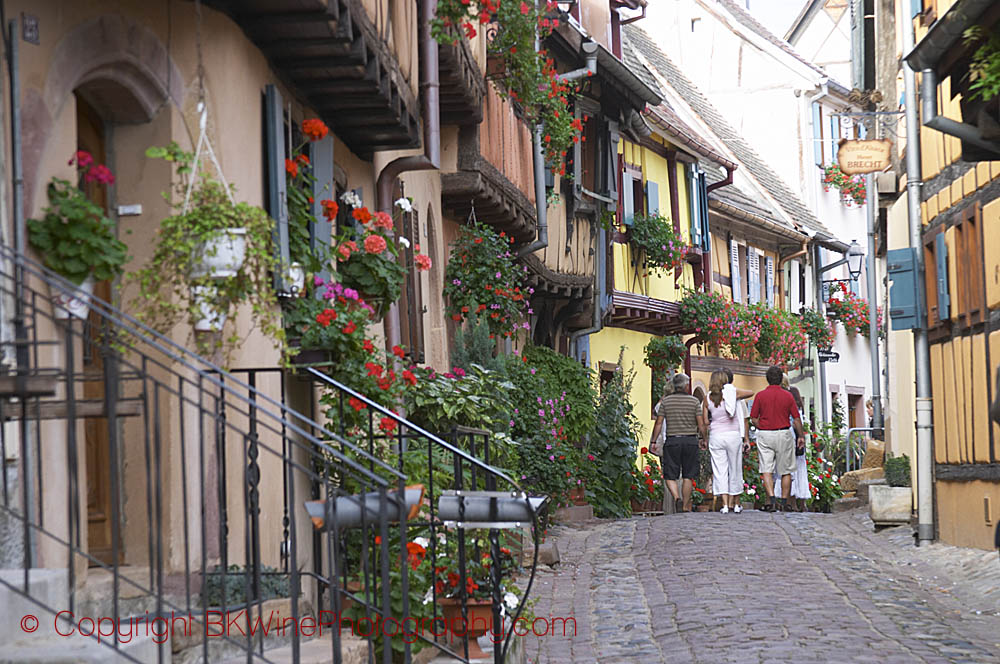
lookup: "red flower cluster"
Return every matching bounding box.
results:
[69,150,115,185]
[315,308,337,327]
[826,282,873,337]
[822,163,866,207]
[302,118,330,142]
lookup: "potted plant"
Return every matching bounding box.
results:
[629,213,688,276]
[644,335,687,404]
[870,454,912,526]
[821,163,866,207]
[799,307,836,350]
[282,275,377,367]
[131,142,282,361]
[27,151,128,319]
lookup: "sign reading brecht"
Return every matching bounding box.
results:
[836,139,892,175]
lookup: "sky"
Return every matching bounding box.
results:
[740,0,810,39]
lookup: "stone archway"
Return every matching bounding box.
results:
[23,13,185,205]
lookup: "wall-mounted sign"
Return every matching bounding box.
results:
[837,139,892,175]
[817,350,840,363]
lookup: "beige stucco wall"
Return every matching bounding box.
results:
[9,1,395,587]
[936,480,1000,551]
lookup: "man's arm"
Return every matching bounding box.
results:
[792,417,805,450]
[649,415,664,446]
[734,388,754,399]
[696,412,708,450]
[749,395,760,429]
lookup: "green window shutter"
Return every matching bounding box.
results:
[812,102,823,166]
[936,232,950,320]
[264,84,290,291]
[686,165,700,247]
[730,238,742,303]
[697,171,710,251]
[309,134,335,280]
[887,247,923,330]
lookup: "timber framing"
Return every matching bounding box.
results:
[935,463,1000,482]
[521,253,592,300]
[203,0,420,157]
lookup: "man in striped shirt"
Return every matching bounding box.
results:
[650,373,706,513]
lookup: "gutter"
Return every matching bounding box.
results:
[904,0,996,72]
[778,242,808,268]
[519,40,597,259]
[377,0,440,352]
[920,68,1000,156]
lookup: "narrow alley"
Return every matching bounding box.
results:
[525,511,1000,664]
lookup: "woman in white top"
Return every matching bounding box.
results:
[702,369,753,513]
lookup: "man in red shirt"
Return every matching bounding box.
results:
[750,366,805,512]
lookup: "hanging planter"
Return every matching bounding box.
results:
[51,275,96,320]
[189,228,247,279]
[821,163,866,207]
[191,285,226,332]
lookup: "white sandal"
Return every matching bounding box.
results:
[733,504,743,513]
[720,505,730,514]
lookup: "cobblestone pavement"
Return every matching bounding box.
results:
[523,510,1000,663]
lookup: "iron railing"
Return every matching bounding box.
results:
[0,243,539,664]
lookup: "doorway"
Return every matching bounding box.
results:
[77,93,118,566]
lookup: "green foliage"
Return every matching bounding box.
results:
[443,221,527,337]
[806,449,843,512]
[629,452,664,508]
[201,564,288,607]
[964,26,1000,101]
[282,276,374,360]
[505,346,595,445]
[885,454,911,488]
[585,351,641,518]
[28,178,128,285]
[643,335,686,401]
[451,314,504,374]
[286,153,330,274]
[132,145,282,363]
[800,307,835,350]
[404,365,516,445]
[629,214,687,275]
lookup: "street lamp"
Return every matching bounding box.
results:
[846,240,864,280]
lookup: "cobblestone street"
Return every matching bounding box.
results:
[524,511,1000,663]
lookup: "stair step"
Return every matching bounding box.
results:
[0,634,163,663]
[0,375,57,398]
[220,634,369,664]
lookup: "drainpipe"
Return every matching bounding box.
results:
[778,243,808,268]
[683,337,698,378]
[519,40,597,259]
[812,243,829,426]
[904,24,934,545]
[376,0,440,352]
[921,69,1000,156]
[569,226,606,363]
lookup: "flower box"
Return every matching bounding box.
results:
[438,597,495,660]
[683,246,703,265]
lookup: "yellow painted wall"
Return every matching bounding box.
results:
[936,480,1000,550]
[587,327,660,449]
[614,139,695,301]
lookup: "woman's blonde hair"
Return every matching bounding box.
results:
[708,369,728,407]
[781,373,790,390]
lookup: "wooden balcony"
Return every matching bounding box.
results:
[204,0,420,157]
[607,289,694,336]
[438,35,486,126]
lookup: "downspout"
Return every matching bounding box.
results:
[377,0,440,352]
[683,337,698,378]
[778,243,808,268]
[921,68,1000,155]
[518,40,597,259]
[813,242,829,426]
[702,164,734,291]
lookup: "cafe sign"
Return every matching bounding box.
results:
[837,139,891,175]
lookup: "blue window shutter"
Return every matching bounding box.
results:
[265,84,290,291]
[765,255,775,307]
[829,116,840,161]
[887,247,922,330]
[936,232,950,320]
[622,172,635,225]
[911,0,922,18]
[645,180,659,216]
[747,249,760,304]
[309,135,335,280]
[730,238,742,303]
[698,172,710,251]
[812,102,823,166]
[858,122,868,139]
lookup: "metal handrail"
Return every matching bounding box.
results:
[845,427,877,473]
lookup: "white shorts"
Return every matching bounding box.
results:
[756,429,795,476]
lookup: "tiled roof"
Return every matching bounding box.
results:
[624,25,830,236]
[619,35,664,101]
[702,164,787,226]
[712,0,851,97]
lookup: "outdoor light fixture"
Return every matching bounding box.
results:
[437,491,548,529]
[847,240,864,280]
[304,484,424,531]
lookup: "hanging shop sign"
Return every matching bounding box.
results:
[817,350,840,363]
[837,139,892,175]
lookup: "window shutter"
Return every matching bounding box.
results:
[265,84,290,291]
[622,171,635,225]
[309,135,335,280]
[747,248,760,304]
[645,180,659,216]
[790,261,800,313]
[850,0,865,90]
[765,255,775,307]
[730,238,742,303]
[829,116,840,161]
[936,232,950,320]
[812,102,823,166]
[698,171,710,251]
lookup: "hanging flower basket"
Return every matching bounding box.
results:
[821,163,866,207]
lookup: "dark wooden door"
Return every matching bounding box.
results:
[77,94,118,565]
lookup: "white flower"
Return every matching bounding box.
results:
[437,532,448,545]
[413,536,429,548]
[422,587,434,606]
[504,592,518,610]
[398,236,411,248]
[340,190,362,209]
[395,197,413,212]
[832,475,839,482]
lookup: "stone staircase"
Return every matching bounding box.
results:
[0,568,162,663]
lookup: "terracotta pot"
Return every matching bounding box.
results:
[695,504,711,512]
[439,598,494,660]
[567,483,587,506]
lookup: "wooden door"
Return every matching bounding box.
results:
[77,94,118,565]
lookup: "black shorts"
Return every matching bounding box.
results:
[661,437,699,480]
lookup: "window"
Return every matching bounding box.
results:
[621,161,643,225]
[956,203,984,326]
[728,240,775,305]
[812,102,824,166]
[579,112,599,193]
[923,228,950,327]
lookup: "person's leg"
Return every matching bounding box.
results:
[780,473,792,509]
[665,479,680,500]
[776,430,795,511]
[709,435,729,499]
[661,447,683,512]
[681,478,693,511]
[757,430,778,509]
